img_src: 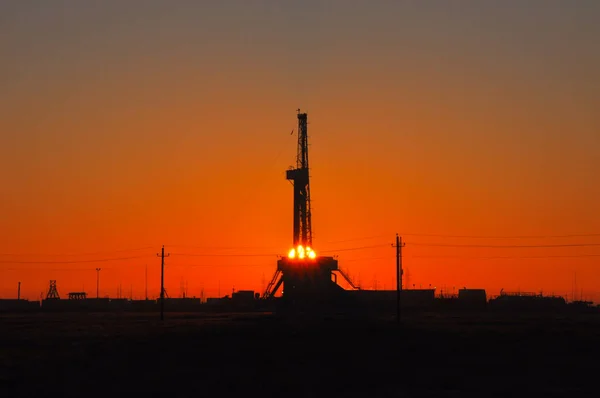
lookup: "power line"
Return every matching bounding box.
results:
[1,267,112,271]
[0,254,150,264]
[0,246,154,257]
[0,243,389,266]
[168,239,390,253]
[321,234,389,244]
[320,244,389,253]
[408,242,600,248]
[408,254,600,260]
[170,253,279,257]
[400,232,600,239]
[169,263,269,268]
[163,243,393,260]
[3,251,596,270]
[170,243,391,257]
[2,232,598,258]
[166,244,281,251]
[172,243,392,256]
[341,256,396,263]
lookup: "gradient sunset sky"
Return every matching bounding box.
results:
[1,0,599,301]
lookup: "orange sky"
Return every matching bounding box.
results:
[1,1,599,302]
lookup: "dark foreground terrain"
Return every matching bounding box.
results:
[1,311,599,397]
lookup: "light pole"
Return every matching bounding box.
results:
[96,268,101,298]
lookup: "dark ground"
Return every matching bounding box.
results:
[1,311,599,397]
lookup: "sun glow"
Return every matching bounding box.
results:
[287,245,316,260]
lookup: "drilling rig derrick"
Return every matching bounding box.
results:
[261,110,361,304]
[286,110,312,247]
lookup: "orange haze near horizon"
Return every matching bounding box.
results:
[1,1,599,302]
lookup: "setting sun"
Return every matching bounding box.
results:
[287,245,316,260]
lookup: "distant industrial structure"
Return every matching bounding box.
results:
[1,280,597,315]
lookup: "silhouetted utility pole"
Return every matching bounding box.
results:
[17,281,21,300]
[157,246,170,321]
[95,268,101,298]
[392,234,405,323]
[145,264,148,300]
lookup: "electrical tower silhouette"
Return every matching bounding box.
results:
[46,280,60,299]
[157,245,170,321]
[392,234,405,322]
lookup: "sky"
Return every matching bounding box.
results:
[1,0,599,302]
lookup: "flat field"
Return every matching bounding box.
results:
[1,311,599,397]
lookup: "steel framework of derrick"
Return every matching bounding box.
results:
[286,109,312,247]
